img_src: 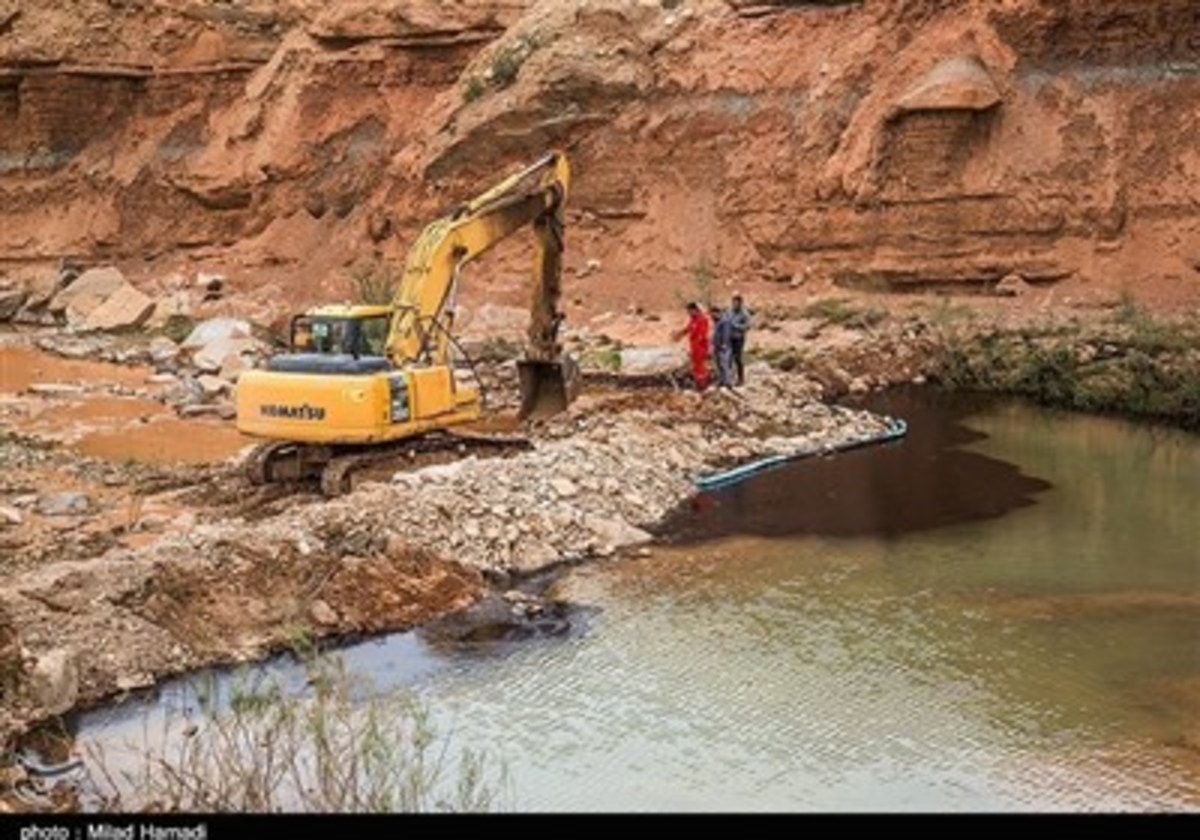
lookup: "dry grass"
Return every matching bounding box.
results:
[85,657,506,813]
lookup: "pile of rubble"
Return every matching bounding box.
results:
[139,366,892,577]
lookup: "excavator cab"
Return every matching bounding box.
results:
[266,307,394,375]
[289,310,390,357]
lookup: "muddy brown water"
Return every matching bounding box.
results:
[2,345,252,465]
[75,418,251,466]
[0,346,149,393]
[73,391,1200,811]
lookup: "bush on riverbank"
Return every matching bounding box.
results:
[86,657,506,813]
[933,310,1200,430]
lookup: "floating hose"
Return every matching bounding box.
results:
[17,751,85,779]
[693,417,908,491]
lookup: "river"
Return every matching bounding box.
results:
[73,391,1200,811]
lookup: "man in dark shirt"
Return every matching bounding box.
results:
[710,304,734,389]
[728,294,751,386]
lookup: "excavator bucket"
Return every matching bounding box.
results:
[517,355,580,420]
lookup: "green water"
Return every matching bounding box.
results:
[77,398,1200,811]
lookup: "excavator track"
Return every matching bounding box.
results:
[249,431,533,497]
[320,431,532,497]
[244,441,334,485]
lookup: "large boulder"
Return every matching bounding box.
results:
[180,317,252,351]
[0,287,27,322]
[48,266,127,326]
[193,336,261,374]
[82,283,155,332]
[180,318,262,373]
[619,346,687,375]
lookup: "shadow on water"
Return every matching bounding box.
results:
[660,387,1053,542]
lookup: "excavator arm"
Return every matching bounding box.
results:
[384,152,573,417]
[383,153,575,416]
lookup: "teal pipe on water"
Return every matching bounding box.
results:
[693,417,908,491]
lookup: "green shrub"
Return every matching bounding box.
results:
[802,298,887,330]
[347,260,397,306]
[462,77,486,104]
[490,38,535,89]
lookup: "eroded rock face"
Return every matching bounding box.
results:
[1,0,1198,315]
[308,0,525,41]
[894,56,1002,113]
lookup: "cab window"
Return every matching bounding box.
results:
[313,320,352,354]
[361,315,390,356]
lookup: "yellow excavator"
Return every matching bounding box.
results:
[235,151,578,494]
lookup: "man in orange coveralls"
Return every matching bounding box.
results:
[674,301,711,391]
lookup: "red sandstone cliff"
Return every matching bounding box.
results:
[1,0,1197,316]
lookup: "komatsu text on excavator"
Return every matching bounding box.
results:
[235,151,578,493]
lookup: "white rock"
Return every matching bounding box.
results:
[582,514,652,550]
[549,478,578,498]
[0,505,22,526]
[180,317,252,351]
[148,336,180,364]
[36,492,91,517]
[28,649,80,716]
[618,346,687,375]
[192,336,259,374]
[179,404,224,418]
[197,374,227,395]
[28,383,84,396]
[309,600,338,626]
